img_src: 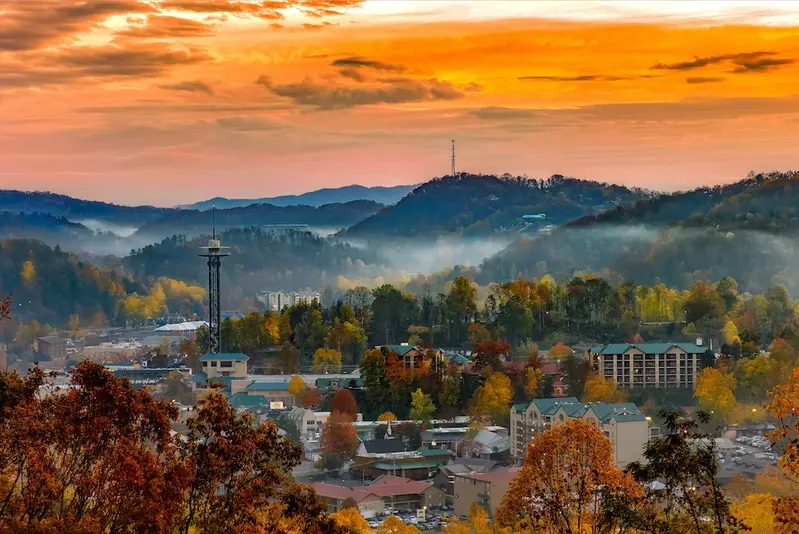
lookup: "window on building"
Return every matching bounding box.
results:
[210,361,218,367]
[220,361,233,368]
[202,361,208,367]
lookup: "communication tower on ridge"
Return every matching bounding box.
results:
[451,139,456,177]
[198,207,230,354]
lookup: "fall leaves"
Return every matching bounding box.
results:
[496,418,641,533]
[0,362,343,534]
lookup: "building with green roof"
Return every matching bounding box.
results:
[510,397,654,468]
[588,342,707,390]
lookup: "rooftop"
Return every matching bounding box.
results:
[155,321,208,332]
[246,381,290,392]
[590,343,707,355]
[200,352,249,362]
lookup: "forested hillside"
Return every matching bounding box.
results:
[480,171,799,292]
[0,190,170,225]
[133,200,383,239]
[123,228,385,306]
[342,174,648,239]
[0,239,134,325]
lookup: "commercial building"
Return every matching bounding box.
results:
[313,476,445,517]
[509,397,652,467]
[452,469,519,519]
[588,342,706,389]
[200,352,249,379]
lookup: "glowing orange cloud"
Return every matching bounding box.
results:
[0,1,798,205]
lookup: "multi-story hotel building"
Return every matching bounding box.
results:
[509,397,657,467]
[588,343,706,390]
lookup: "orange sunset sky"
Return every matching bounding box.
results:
[2,0,799,206]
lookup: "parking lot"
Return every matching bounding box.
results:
[366,504,466,532]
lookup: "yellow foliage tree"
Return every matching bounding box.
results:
[722,320,740,345]
[524,367,543,398]
[695,366,737,420]
[21,260,36,287]
[468,502,489,532]
[377,515,421,534]
[731,494,775,534]
[441,519,470,534]
[264,314,280,344]
[377,411,397,422]
[331,507,373,534]
[582,373,627,403]
[312,348,343,373]
[287,375,305,396]
[469,372,513,426]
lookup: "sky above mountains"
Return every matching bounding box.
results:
[1,0,799,206]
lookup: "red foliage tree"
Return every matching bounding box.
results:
[330,388,358,417]
[472,339,512,374]
[301,388,323,409]
[0,361,188,533]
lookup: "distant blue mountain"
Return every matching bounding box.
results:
[181,184,417,210]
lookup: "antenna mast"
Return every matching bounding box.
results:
[451,139,456,177]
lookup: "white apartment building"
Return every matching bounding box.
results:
[257,290,321,311]
[588,342,706,390]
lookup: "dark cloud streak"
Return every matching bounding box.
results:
[331,56,405,72]
[256,75,463,110]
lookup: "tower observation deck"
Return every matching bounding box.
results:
[198,211,229,354]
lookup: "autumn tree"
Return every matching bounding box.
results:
[301,388,323,409]
[410,388,436,428]
[377,411,397,422]
[524,366,543,398]
[582,373,627,403]
[181,389,341,533]
[496,418,642,534]
[548,341,573,361]
[331,507,373,533]
[695,366,738,420]
[320,410,359,463]
[288,375,306,396]
[377,514,421,534]
[731,494,775,534]
[312,347,343,373]
[471,339,511,374]
[0,362,188,533]
[469,372,513,427]
[767,367,799,531]
[330,388,358,418]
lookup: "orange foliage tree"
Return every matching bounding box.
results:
[767,367,799,532]
[320,411,360,460]
[496,418,642,534]
[330,388,358,418]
